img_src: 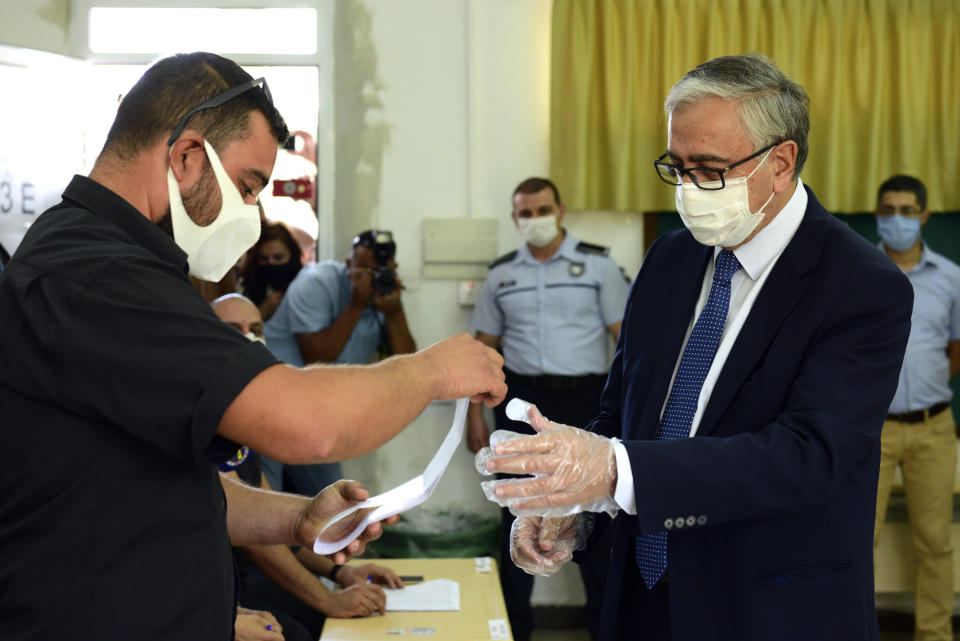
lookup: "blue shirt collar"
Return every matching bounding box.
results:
[876,241,939,274]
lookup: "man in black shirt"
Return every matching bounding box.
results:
[0,52,505,641]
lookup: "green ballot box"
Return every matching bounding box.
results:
[370,509,499,559]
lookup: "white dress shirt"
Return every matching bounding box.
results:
[612,180,808,514]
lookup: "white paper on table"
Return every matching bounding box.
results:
[384,579,460,611]
[313,398,469,554]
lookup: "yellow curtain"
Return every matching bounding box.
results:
[551,0,960,213]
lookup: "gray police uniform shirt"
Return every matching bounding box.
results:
[470,232,630,376]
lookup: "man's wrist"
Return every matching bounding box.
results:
[289,494,315,547]
[401,349,444,400]
[329,563,344,582]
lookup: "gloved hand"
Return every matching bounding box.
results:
[510,514,593,576]
[477,399,619,517]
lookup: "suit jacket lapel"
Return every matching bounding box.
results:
[696,191,828,437]
[635,241,713,440]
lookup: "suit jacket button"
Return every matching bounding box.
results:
[685,516,696,527]
[697,515,707,526]
[664,518,673,529]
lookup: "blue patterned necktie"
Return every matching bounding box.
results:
[635,249,742,588]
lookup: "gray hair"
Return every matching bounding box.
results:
[665,53,810,177]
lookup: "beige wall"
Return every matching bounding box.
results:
[0,0,71,55]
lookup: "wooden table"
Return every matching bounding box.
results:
[320,557,512,641]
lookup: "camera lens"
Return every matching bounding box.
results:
[372,267,397,294]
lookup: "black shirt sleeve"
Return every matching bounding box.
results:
[54,252,279,464]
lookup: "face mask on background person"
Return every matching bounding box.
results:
[877,214,922,252]
[243,331,267,345]
[167,139,262,282]
[259,259,300,291]
[675,149,775,247]
[516,214,560,247]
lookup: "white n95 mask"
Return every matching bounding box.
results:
[516,214,560,247]
[675,149,775,248]
[167,139,261,282]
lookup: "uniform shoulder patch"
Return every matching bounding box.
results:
[575,241,610,257]
[488,250,518,269]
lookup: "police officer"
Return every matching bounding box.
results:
[466,176,630,641]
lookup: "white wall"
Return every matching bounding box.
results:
[0,0,71,55]
[333,0,645,608]
[336,0,552,523]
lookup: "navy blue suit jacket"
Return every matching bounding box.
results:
[589,186,913,641]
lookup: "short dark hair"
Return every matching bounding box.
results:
[101,52,289,159]
[352,230,396,265]
[512,177,562,207]
[877,175,927,211]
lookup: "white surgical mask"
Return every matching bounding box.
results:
[516,214,559,247]
[243,331,267,345]
[167,139,262,281]
[675,149,775,247]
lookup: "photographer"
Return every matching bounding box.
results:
[263,229,416,494]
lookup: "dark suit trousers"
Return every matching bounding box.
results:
[494,378,610,641]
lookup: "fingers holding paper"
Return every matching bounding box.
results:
[510,515,591,576]
[296,480,399,564]
[421,333,507,407]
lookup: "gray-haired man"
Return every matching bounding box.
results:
[486,54,912,641]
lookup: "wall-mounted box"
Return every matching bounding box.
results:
[422,218,498,280]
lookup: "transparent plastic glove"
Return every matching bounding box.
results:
[474,429,529,476]
[510,513,593,576]
[481,398,619,517]
[476,428,550,516]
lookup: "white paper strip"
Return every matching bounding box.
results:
[313,398,469,554]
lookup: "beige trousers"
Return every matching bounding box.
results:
[874,409,958,641]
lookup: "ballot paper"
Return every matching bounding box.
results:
[384,579,460,611]
[313,398,469,554]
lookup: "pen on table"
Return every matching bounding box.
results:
[399,575,423,582]
[366,574,373,584]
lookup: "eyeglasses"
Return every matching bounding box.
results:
[654,142,779,191]
[876,205,923,218]
[167,77,274,146]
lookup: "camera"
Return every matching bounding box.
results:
[353,230,398,295]
[372,265,398,295]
